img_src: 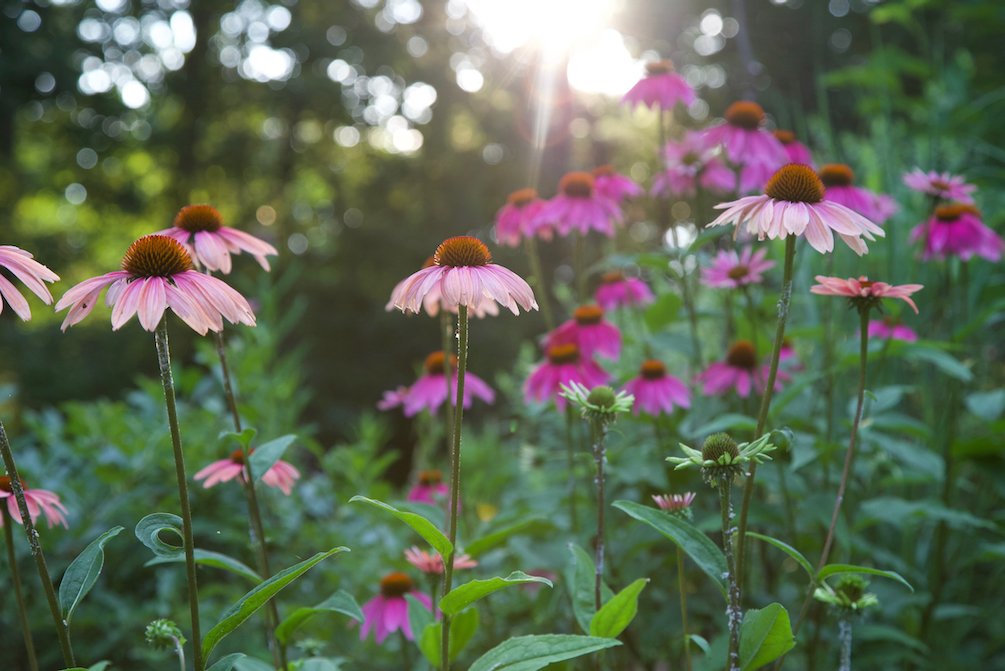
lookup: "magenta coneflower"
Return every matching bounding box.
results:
[389,237,537,315]
[405,546,478,574]
[903,168,975,203]
[701,246,775,289]
[0,245,59,321]
[621,59,696,111]
[157,204,278,274]
[524,343,610,410]
[377,386,409,411]
[701,101,788,190]
[910,203,1004,262]
[594,271,654,311]
[652,131,735,199]
[696,340,790,398]
[810,276,923,314]
[386,257,500,319]
[623,360,691,416]
[494,188,547,247]
[401,351,495,417]
[407,469,449,505]
[534,172,622,238]
[818,164,893,225]
[773,130,814,166]
[591,165,643,204]
[652,491,696,514]
[708,164,885,255]
[0,476,68,528]
[868,316,918,343]
[360,572,432,644]
[547,305,621,360]
[193,448,300,495]
[56,235,255,335]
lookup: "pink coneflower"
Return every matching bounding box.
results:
[402,351,495,417]
[910,203,1004,262]
[621,60,696,111]
[494,188,548,247]
[389,237,537,315]
[0,245,59,321]
[701,101,788,191]
[652,491,696,514]
[547,305,621,360]
[405,546,478,574]
[524,343,610,410]
[594,271,654,311]
[56,235,256,335]
[533,172,622,238]
[157,204,278,273]
[779,338,802,370]
[0,476,68,528]
[193,448,300,495]
[652,131,735,199]
[903,168,976,203]
[377,386,409,411]
[696,340,790,398]
[708,164,885,255]
[868,317,918,343]
[360,572,432,644]
[773,130,814,166]
[386,257,500,319]
[818,164,893,225]
[810,276,923,314]
[623,360,691,416]
[407,470,449,505]
[591,165,643,204]
[701,246,775,289]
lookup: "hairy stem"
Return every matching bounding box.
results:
[440,310,455,459]
[565,406,579,532]
[592,421,608,612]
[720,479,741,671]
[4,508,40,671]
[838,616,853,671]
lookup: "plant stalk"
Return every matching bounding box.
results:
[440,310,455,456]
[4,507,40,671]
[838,616,853,671]
[591,420,608,612]
[719,479,741,671]
[676,545,693,671]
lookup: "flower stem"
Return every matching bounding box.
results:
[565,406,579,533]
[440,310,455,455]
[440,304,469,671]
[173,635,187,671]
[591,420,608,612]
[524,237,555,330]
[676,546,693,671]
[155,320,203,671]
[719,479,741,671]
[0,421,75,668]
[4,508,40,671]
[838,616,853,671]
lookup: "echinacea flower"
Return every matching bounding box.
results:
[546,305,621,359]
[813,574,879,614]
[594,271,654,311]
[708,163,886,255]
[360,572,432,644]
[652,491,696,516]
[533,172,622,237]
[623,359,691,416]
[868,317,918,343]
[810,276,923,314]
[560,382,634,425]
[818,164,894,224]
[157,204,278,273]
[695,340,790,398]
[903,168,975,203]
[621,59,696,111]
[909,203,1004,262]
[772,130,814,166]
[386,257,500,319]
[404,546,478,574]
[524,342,610,410]
[652,131,735,199]
[389,236,537,315]
[193,448,300,495]
[56,235,256,335]
[701,101,788,191]
[377,386,410,411]
[668,432,776,485]
[591,165,643,203]
[0,476,68,528]
[494,188,548,247]
[407,469,448,505]
[0,245,60,321]
[401,351,495,417]
[701,246,775,289]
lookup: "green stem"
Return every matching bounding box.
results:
[155,320,203,671]
[838,616,853,671]
[440,310,455,458]
[565,406,579,533]
[174,635,187,671]
[591,421,608,612]
[719,479,741,671]
[4,508,40,671]
[676,546,693,671]
[0,421,75,668]
[524,237,555,330]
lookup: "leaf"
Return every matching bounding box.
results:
[440,571,553,616]
[406,593,434,646]
[468,634,621,671]
[420,608,481,666]
[147,549,262,584]
[207,654,246,671]
[202,547,348,661]
[687,414,758,438]
[135,512,185,558]
[465,517,551,557]
[589,578,649,638]
[745,532,815,583]
[60,665,111,671]
[234,658,274,671]
[817,564,914,592]
[349,496,452,558]
[689,634,710,654]
[219,428,257,450]
[966,389,1005,421]
[613,501,727,597]
[276,590,364,644]
[249,434,297,481]
[643,293,682,331]
[567,544,614,633]
[58,526,124,625]
[739,603,795,671]
[904,346,973,382]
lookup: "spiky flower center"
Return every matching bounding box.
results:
[421,256,436,269]
[645,59,674,76]
[586,385,617,408]
[228,448,254,464]
[702,433,740,462]
[424,351,458,375]
[773,129,796,145]
[418,469,442,486]
[434,236,492,267]
[573,305,604,325]
[857,278,875,291]
[174,204,223,233]
[0,475,26,492]
[834,575,867,602]
[379,571,414,597]
[559,171,595,198]
[508,188,538,207]
[935,203,980,221]
[765,164,825,203]
[682,151,701,166]
[930,179,950,192]
[547,343,580,365]
[725,101,765,130]
[640,359,666,380]
[726,340,758,370]
[819,163,855,187]
[591,164,615,178]
[600,270,624,284]
[726,264,750,280]
[122,235,194,278]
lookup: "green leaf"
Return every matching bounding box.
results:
[689,634,710,654]
[202,547,348,661]
[59,665,111,671]
[207,654,246,671]
[58,526,124,625]
[817,564,914,592]
[613,501,727,597]
[567,544,614,633]
[746,532,815,583]
[234,658,274,671]
[965,389,1005,421]
[440,571,553,616]
[421,608,482,666]
[643,292,682,331]
[465,517,551,557]
[147,549,262,584]
[276,590,364,644]
[219,428,257,449]
[349,495,452,558]
[469,634,621,671]
[406,593,434,646]
[904,345,973,382]
[135,512,185,558]
[249,434,297,482]
[739,603,795,671]
[418,622,441,667]
[589,578,649,638]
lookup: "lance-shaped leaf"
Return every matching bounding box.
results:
[439,571,553,616]
[349,496,452,558]
[589,578,649,638]
[468,635,621,671]
[58,526,124,626]
[276,590,364,644]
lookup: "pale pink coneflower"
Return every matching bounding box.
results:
[701,101,788,191]
[193,448,300,495]
[910,203,1004,262]
[494,188,548,247]
[385,257,500,319]
[546,305,622,360]
[652,131,735,199]
[708,163,886,256]
[591,165,644,204]
[868,317,918,343]
[621,60,696,111]
[594,271,654,311]
[695,340,790,398]
[524,343,610,410]
[360,572,432,644]
[903,168,976,203]
[407,470,448,505]
[404,546,478,575]
[623,360,691,416]
[533,172,622,238]
[773,130,814,166]
[652,492,696,514]
[0,245,59,321]
[56,235,256,335]
[401,351,495,417]
[377,386,410,411]
[810,276,923,314]
[0,476,68,528]
[157,204,278,274]
[818,164,894,225]
[701,246,775,289]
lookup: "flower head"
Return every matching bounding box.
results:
[360,572,432,643]
[622,59,696,110]
[407,469,449,505]
[533,172,622,237]
[591,165,643,203]
[405,546,478,574]
[193,448,300,495]
[560,381,633,426]
[667,432,776,486]
[909,203,1003,262]
[157,204,278,273]
[524,342,610,410]
[0,245,59,321]
[773,130,814,166]
[494,188,547,247]
[652,130,735,199]
[701,246,775,289]
[652,492,696,519]
[398,351,495,417]
[810,276,923,315]
[0,476,69,528]
[546,305,622,359]
[145,619,186,651]
[903,168,975,203]
[813,575,879,614]
[386,257,500,319]
[696,340,790,398]
[701,101,788,190]
[594,271,654,311]
[868,316,918,343]
[623,359,691,416]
